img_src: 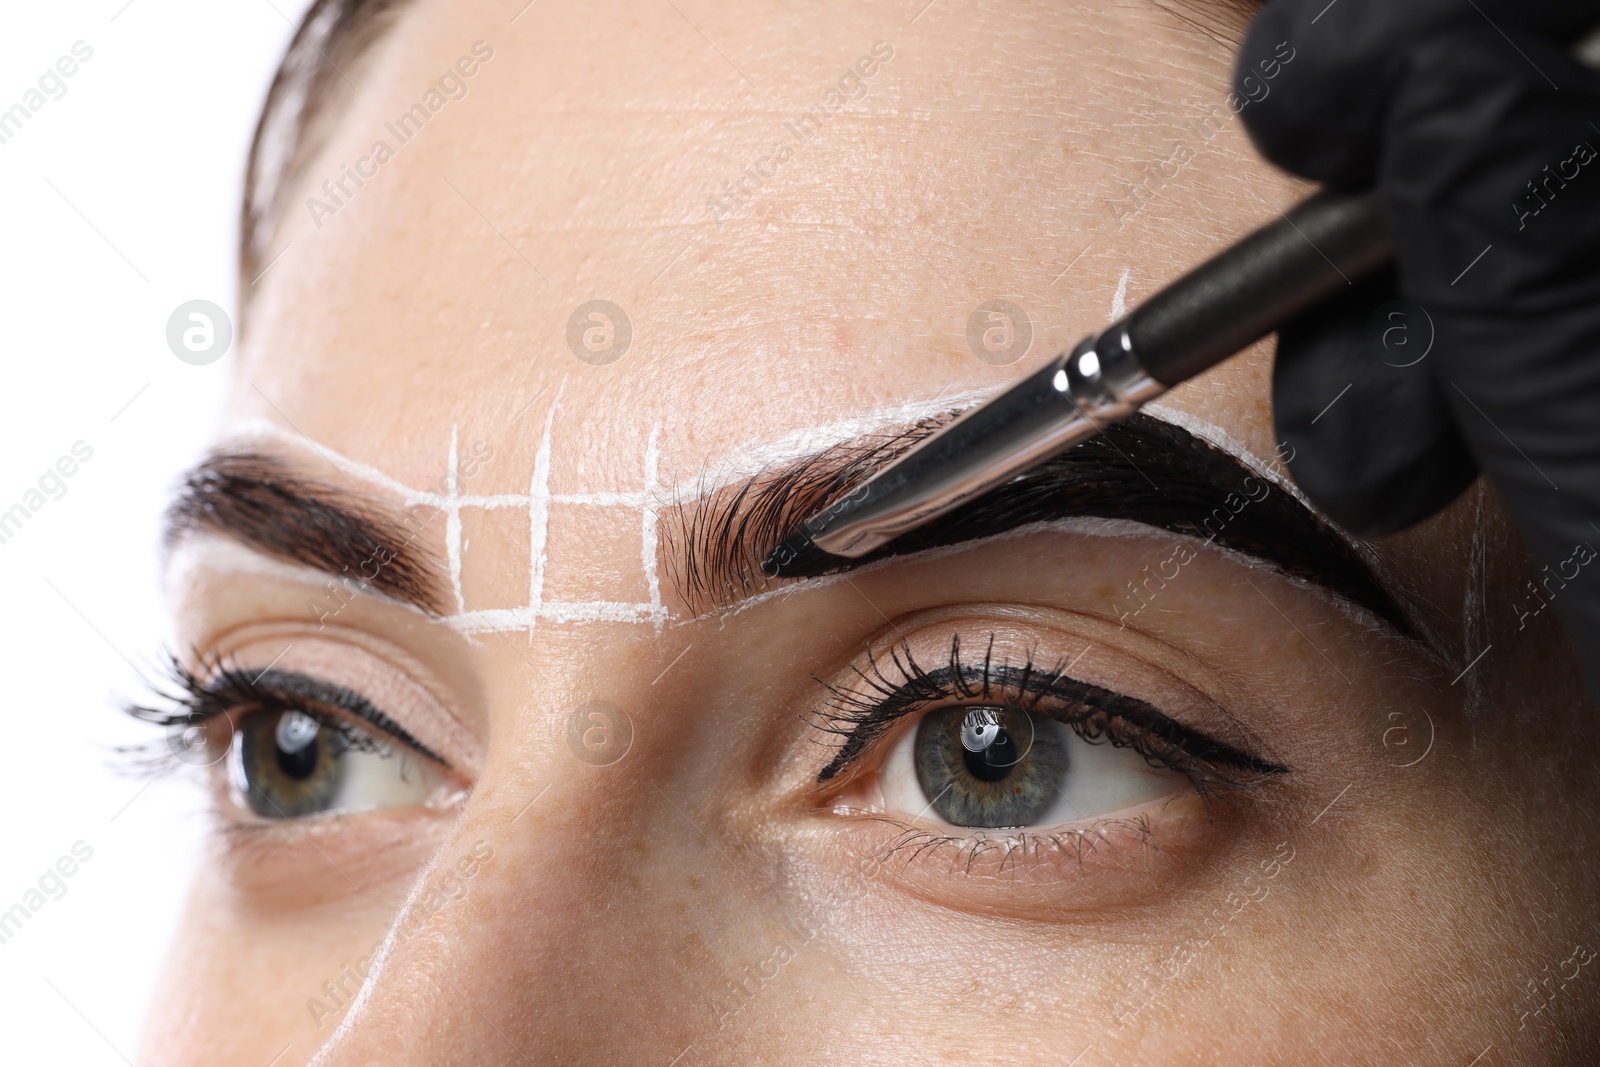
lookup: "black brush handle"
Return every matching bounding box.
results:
[1129,190,1392,387]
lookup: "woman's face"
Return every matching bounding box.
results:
[143,0,1600,1063]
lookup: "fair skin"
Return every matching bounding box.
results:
[139,1,1600,1064]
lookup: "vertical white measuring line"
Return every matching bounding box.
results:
[641,427,663,631]
[526,385,564,642]
[445,425,465,614]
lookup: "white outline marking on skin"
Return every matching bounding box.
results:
[1141,401,1305,504]
[558,491,646,506]
[446,425,465,614]
[221,388,1396,641]
[524,383,561,643]
[224,393,678,637]
[672,389,1002,504]
[222,392,1007,636]
[642,427,664,632]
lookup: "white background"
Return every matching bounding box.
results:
[0,2,312,1060]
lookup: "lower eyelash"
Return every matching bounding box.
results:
[811,633,1287,796]
[209,809,358,855]
[843,809,1163,879]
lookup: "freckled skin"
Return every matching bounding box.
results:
[142,1,1600,1065]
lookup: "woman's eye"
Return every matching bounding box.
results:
[229,706,442,819]
[881,704,1187,829]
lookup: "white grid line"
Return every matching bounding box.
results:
[446,425,466,614]
[642,427,663,631]
[229,391,670,636]
[525,386,562,643]
[233,395,1021,637]
[556,491,646,507]
[453,601,664,632]
[446,494,532,508]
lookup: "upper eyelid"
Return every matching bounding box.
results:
[203,667,448,768]
[814,639,1287,785]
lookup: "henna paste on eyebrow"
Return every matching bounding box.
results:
[665,412,1409,633]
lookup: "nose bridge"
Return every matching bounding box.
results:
[302,581,865,1065]
[306,614,732,1067]
[304,777,747,1067]
[311,836,504,1064]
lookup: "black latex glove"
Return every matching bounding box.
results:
[1235,0,1600,694]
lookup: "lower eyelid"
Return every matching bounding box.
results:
[824,793,1221,920]
[204,802,461,903]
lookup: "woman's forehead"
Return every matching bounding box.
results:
[239,0,1288,491]
[243,0,1259,272]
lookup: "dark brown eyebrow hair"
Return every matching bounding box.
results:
[164,450,448,615]
[1152,0,1261,48]
[168,411,1403,638]
[665,411,1410,633]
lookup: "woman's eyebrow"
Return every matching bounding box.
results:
[162,449,449,615]
[666,412,1411,634]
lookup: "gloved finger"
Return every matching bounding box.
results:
[1386,22,1600,690]
[1234,0,1599,188]
[1439,306,1600,692]
[1272,267,1479,537]
[1235,0,1456,187]
[1385,22,1600,314]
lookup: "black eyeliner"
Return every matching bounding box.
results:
[123,654,445,768]
[814,634,1286,786]
[247,669,445,766]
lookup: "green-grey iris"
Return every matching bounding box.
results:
[913,705,1068,827]
[236,708,348,818]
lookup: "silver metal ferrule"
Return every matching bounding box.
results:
[808,319,1166,559]
[1060,321,1165,426]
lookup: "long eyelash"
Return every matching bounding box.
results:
[812,633,1288,795]
[117,648,439,778]
[115,649,232,778]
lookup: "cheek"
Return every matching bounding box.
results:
[142,808,455,1061]
[139,874,401,1064]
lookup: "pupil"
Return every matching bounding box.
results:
[962,726,1019,783]
[274,711,321,780]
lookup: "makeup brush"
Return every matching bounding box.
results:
[761,189,1391,580]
